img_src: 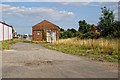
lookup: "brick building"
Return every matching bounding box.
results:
[32,20,60,42]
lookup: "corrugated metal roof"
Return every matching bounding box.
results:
[0,21,12,27]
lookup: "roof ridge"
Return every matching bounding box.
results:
[32,20,60,29]
[0,21,12,27]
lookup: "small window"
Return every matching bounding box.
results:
[36,31,41,35]
[37,32,40,35]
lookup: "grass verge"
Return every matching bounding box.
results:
[32,41,49,44]
[45,38,119,62]
[1,39,26,50]
[0,42,2,50]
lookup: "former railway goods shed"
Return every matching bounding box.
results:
[32,20,60,42]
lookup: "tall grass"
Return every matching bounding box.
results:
[46,38,119,62]
[0,42,2,50]
[1,39,23,50]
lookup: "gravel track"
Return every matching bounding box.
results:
[2,42,118,78]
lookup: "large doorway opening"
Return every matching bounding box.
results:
[47,30,56,43]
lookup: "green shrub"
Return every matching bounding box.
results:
[60,31,75,39]
[78,31,100,39]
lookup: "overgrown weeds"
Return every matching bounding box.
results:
[46,38,119,62]
[1,39,28,50]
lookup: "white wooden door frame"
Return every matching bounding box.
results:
[46,30,56,42]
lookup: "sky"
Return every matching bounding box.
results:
[0,2,118,34]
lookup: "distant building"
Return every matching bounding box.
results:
[23,34,29,39]
[32,20,60,42]
[91,25,100,33]
[0,21,13,41]
[91,25,101,38]
[13,30,17,38]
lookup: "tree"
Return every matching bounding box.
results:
[78,20,91,33]
[112,21,120,38]
[60,31,74,39]
[98,6,115,37]
[11,25,15,33]
[67,28,77,33]
[59,28,77,39]
[60,28,65,32]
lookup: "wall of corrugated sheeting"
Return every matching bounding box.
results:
[0,22,13,41]
[0,23,2,41]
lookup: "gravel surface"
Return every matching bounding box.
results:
[2,42,118,78]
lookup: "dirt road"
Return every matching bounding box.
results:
[2,42,118,78]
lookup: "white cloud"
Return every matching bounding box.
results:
[1,4,75,21]
[60,2,92,6]
[60,2,118,21]
[60,2,118,7]
[2,0,119,2]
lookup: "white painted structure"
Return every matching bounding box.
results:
[47,30,56,43]
[0,21,13,41]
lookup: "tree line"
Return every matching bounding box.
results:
[60,7,120,39]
